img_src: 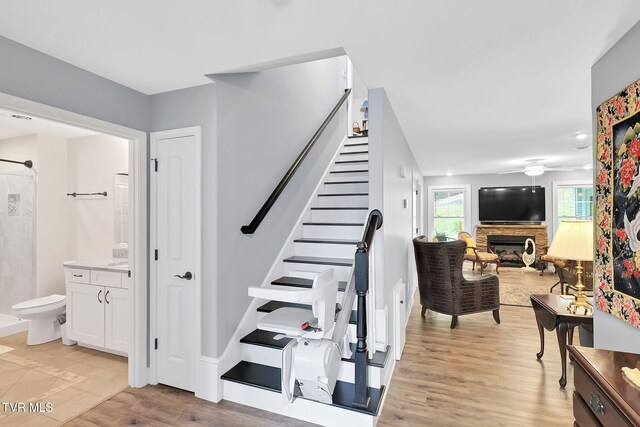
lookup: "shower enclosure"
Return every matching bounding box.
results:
[0,172,35,337]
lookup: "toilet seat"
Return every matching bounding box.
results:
[12,294,65,311]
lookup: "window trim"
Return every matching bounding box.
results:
[552,180,593,236]
[427,184,471,240]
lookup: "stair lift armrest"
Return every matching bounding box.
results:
[248,285,303,303]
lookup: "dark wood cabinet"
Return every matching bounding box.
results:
[568,346,640,426]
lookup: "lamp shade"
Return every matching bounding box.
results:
[547,220,594,261]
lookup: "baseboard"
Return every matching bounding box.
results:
[195,355,222,402]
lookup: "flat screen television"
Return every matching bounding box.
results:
[479,186,545,223]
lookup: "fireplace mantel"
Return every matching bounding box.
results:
[476,224,548,259]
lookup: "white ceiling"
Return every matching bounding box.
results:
[0,109,97,140]
[1,1,639,176]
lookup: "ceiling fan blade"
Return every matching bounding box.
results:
[497,170,525,175]
[543,167,576,172]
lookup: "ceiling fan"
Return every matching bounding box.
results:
[498,159,591,176]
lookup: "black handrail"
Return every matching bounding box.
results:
[241,88,352,234]
[353,209,383,409]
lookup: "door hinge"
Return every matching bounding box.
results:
[128,270,131,278]
[154,338,158,350]
[151,158,158,172]
[154,249,158,261]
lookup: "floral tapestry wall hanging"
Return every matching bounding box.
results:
[596,78,640,328]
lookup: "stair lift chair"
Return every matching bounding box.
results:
[248,268,344,404]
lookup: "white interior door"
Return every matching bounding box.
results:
[393,281,406,361]
[152,129,200,392]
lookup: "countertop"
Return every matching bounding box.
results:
[63,258,129,273]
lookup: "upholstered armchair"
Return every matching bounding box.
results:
[457,231,500,275]
[412,237,501,329]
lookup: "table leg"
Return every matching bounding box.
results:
[536,320,545,359]
[556,321,568,388]
[568,326,575,362]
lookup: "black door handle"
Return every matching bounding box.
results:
[97,289,103,303]
[174,271,193,280]
[105,290,110,304]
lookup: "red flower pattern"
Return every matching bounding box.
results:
[616,228,628,240]
[630,138,640,159]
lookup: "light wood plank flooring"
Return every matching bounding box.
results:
[68,267,575,426]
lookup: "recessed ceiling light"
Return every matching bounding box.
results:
[572,145,591,150]
[10,114,32,120]
[575,133,588,140]
[446,171,452,176]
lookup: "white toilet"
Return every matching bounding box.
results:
[12,294,66,345]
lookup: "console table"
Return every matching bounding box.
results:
[568,345,640,426]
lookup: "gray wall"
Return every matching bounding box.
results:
[423,169,593,241]
[0,36,149,131]
[592,20,640,354]
[149,84,218,357]
[369,87,423,347]
[213,57,347,355]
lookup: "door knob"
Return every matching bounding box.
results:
[174,271,193,280]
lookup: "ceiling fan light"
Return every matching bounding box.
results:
[525,169,544,176]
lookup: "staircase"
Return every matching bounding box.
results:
[221,136,391,426]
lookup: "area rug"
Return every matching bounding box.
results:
[0,344,13,355]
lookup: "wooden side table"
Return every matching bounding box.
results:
[530,294,593,388]
[568,345,640,426]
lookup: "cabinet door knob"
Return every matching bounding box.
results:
[97,289,103,303]
[105,290,110,304]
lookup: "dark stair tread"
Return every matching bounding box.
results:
[335,160,368,164]
[302,222,364,226]
[240,329,293,349]
[348,135,369,139]
[342,344,390,368]
[339,151,368,156]
[310,207,368,210]
[330,169,368,174]
[222,361,384,415]
[283,255,353,267]
[241,330,388,369]
[344,142,368,147]
[271,277,347,291]
[317,193,368,197]
[324,181,368,185]
[293,238,359,245]
[258,301,356,325]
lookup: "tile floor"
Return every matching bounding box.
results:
[0,332,128,426]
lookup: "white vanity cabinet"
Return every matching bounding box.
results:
[65,265,129,355]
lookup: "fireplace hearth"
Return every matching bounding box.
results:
[487,235,535,267]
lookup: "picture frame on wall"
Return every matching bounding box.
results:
[595,78,640,328]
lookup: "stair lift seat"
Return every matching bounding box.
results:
[12,294,66,345]
[248,268,342,404]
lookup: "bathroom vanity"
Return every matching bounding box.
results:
[64,259,129,355]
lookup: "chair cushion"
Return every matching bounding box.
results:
[475,252,498,261]
[462,237,476,255]
[541,254,562,262]
[256,307,315,337]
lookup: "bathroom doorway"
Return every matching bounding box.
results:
[0,92,148,396]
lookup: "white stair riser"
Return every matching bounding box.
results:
[317,195,368,208]
[326,171,369,182]
[323,182,368,194]
[333,162,368,172]
[294,242,357,259]
[310,209,368,223]
[239,343,384,388]
[284,262,352,282]
[342,144,368,153]
[222,381,377,427]
[302,224,362,240]
[338,152,368,162]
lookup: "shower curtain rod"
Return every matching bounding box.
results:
[0,158,32,168]
[67,192,108,197]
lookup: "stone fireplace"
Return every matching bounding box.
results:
[487,235,534,267]
[476,224,548,268]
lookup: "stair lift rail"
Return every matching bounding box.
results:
[353,209,383,409]
[240,88,352,234]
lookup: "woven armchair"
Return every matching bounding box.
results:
[412,237,501,329]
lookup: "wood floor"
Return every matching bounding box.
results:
[68,268,575,426]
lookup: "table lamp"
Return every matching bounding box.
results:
[547,220,593,314]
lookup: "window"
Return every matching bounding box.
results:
[553,181,593,234]
[427,185,471,240]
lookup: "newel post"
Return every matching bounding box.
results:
[353,240,370,409]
